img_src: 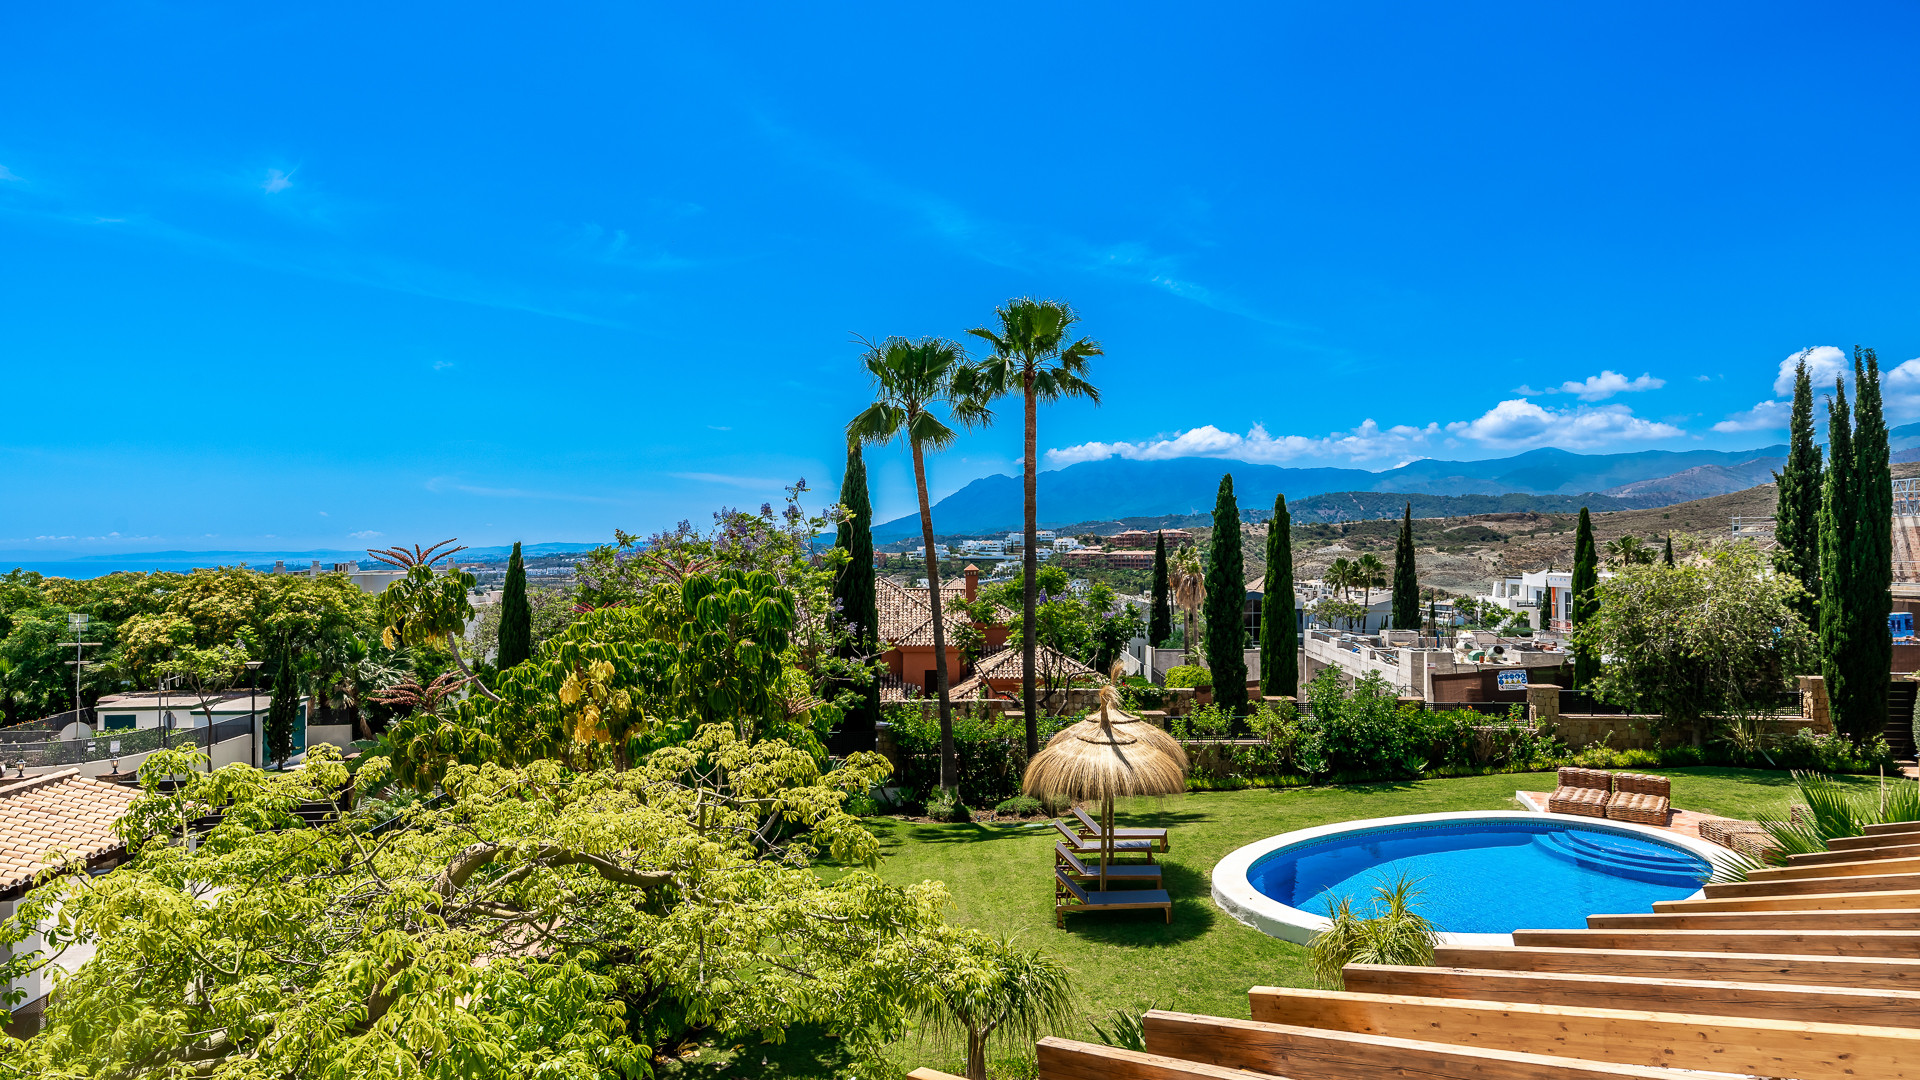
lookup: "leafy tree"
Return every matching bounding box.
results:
[1819,381,1862,737]
[917,935,1075,1080]
[367,540,499,701]
[1149,531,1172,647]
[1851,347,1892,740]
[1390,503,1418,630]
[1773,351,1823,623]
[265,642,299,766]
[847,336,990,795]
[966,298,1102,758]
[833,441,882,753]
[1571,544,1813,747]
[1261,495,1298,697]
[1204,475,1249,712]
[497,540,533,670]
[1570,508,1599,686]
[0,737,983,1078]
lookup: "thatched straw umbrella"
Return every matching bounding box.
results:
[1024,698,1186,892]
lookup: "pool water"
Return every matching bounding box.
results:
[1248,820,1710,934]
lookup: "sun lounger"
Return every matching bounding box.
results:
[1546,767,1610,818]
[1055,867,1172,926]
[1055,843,1164,887]
[1606,771,1672,825]
[1051,820,1155,858]
[1071,805,1170,851]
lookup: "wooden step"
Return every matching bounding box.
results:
[1791,842,1920,864]
[1587,907,1920,930]
[907,1072,969,1080]
[1246,985,1920,1079]
[1510,927,1920,956]
[1747,854,1920,880]
[1834,832,1920,850]
[1135,1012,1702,1080]
[1031,1041,1261,1080]
[1703,870,1920,897]
[1431,945,1920,988]
[1341,963,1920,1026]
[1655,887,1920,912]
[1866,820,1920,837]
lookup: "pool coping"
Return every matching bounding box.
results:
[1209,800,1737,947]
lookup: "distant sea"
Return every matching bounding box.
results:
[3,559,262,578]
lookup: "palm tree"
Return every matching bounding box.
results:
[1326,556,1357,599]
[848,336,990,797]
[1606,534,1656,567]
[1355,553,1388,613]
[967,299,1102,758]
[1170,543,1206,664]
[920,935,1076,1080]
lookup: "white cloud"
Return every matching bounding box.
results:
[0,166,19,182]
[1712,400,1791,433]
[1517,370,1665,401]
[262,168,294,194]
[432,360,455,371]
[348,530,382,540]
[1047,399,1684,468]
[1883,357,1920,422]
[1772,346,1849,397]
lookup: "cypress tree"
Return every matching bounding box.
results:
[1204,474,1249,712]
[1663,535,1674,566]
[1261,494,1298,697]
[1819,381,1859,738]
[496,541,532,670]
[1149,530,1173,647]
[1773,353,1823,624]
[833,442,882,752]
[1852,349,1892,740]
[266,647,298,768]
[1391,502,1418,630]
[1570,508,1599,687]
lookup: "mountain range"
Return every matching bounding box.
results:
[871,444,1793,541]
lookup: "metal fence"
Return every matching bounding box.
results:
[0,714,254,770]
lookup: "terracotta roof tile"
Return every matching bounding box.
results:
[0,768,141,894]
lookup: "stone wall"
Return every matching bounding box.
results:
[1548,713,1817,751]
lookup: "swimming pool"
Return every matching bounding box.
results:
[1211,810,1727,945]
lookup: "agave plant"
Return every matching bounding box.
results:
[1308,874,1439,989]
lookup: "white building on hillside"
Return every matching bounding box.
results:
[1482,569,1573,631]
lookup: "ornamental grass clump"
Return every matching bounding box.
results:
[1308,875,1439,989]
[1711,769,1920,882]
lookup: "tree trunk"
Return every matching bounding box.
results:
[446,632,503,702]
[967,1030,987,1080]
[1023,376,1040,758]
[912,438,957,794]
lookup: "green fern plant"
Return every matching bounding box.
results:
[1712,770,1920,882]
[1089,1006,1148,1052]
[1308,874,1439,989]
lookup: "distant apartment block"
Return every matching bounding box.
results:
[1113,528,1190,548]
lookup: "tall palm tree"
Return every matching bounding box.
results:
[1170,544,1206,664]
[1605,534,1655,567]
[967,299,1102,758]
[1355,553,1388,613]
[1326,557,1357,599]
[848,336,990,797]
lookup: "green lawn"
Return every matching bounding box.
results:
[671,767,1878,1078]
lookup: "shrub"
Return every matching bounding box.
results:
[887,705,1029,807]
[1308,875,1439,989]
[926,786,972,823]
[843,791,880,817]
[994,795,1043,817]
[1163,665,1212,690]
[1120,676,1168,711]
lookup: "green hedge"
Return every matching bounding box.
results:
[885,706,1074,808]
[1163,665,1212,689]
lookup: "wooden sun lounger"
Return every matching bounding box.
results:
[1055,867,1171,927]
[1071,805,1171,851]
[1051,819,1155,858]
[1055,843,1164,886]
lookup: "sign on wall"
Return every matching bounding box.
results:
[1496,668,1528,691]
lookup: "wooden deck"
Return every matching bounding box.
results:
[980,817,1920,1079]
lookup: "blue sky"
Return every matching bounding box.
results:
[4,3,1919,555]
